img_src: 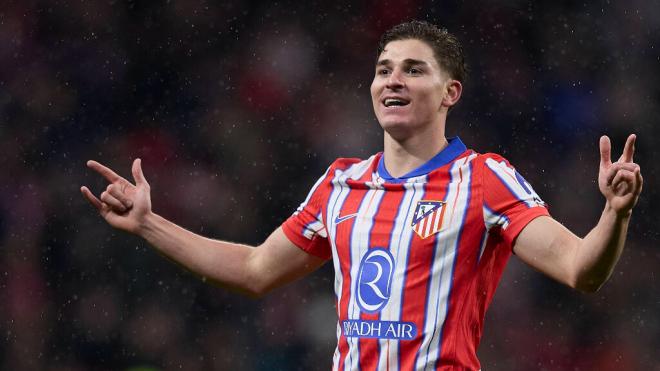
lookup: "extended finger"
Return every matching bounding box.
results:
[87,160,128,184]
[107,184,133,208]
[80,186,103,211]
[131,158,149,187]
[599,136,611,167]
[621,134,636,163]
[100,190,128,212]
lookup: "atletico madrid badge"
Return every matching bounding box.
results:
[411,200,447,239]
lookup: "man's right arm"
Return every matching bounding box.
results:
[81,158,326,298]
[140,216,325,297]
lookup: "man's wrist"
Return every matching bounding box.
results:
[604,202,633,221]
[136,211,160,240]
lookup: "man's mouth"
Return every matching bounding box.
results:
[383,98,410,107]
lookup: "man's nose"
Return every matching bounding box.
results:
[386,70,404,89]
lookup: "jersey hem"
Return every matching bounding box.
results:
[502,206,550,248]
[281,222,332,260]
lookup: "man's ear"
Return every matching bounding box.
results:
[442,79,463,108]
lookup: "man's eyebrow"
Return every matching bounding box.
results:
[375,58,430,67]
[402,58,429,66]
[376,59,392,67]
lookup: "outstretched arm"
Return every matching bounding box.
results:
[81,159,326,297]
[513,134,643,292]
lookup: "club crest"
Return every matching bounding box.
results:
[411,200,447,239]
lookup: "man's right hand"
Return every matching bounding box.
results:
[81,158,152,234]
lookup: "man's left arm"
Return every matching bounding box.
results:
[513,134,643,292]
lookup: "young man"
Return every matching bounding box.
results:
[81,21,642,370]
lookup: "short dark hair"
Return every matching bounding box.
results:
[377,20,468,84]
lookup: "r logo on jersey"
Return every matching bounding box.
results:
[411,200,447,239]
[357,248,395,313]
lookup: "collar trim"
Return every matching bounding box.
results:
[377,136,467,183]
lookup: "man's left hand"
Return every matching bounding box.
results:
[598,134,643,217]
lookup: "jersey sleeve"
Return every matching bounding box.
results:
[281,165,334,260]
[480,154,550,247]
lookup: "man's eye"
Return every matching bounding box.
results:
[378,69,391,75]
[408,68,421,74]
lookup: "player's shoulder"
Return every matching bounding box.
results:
[327,154,380,172]
[473,151,508,161]
[329,156,366,168]
[468,152,526,180]
[470,151,511,167]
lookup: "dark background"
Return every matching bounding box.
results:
[1,0,658,370]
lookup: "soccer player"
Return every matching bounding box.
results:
[81,21,643,370]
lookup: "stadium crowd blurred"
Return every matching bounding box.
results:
[1,0,658,370]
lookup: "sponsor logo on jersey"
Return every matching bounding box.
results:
[356,248,395,313]
[411,200,446,239]
[342,319,417,340]
[334,213,358,225]
[349,249,419,340]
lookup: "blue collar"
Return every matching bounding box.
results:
[377,137,467,183]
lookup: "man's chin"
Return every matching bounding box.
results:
[379,119,412,130]
[379,120,416,141]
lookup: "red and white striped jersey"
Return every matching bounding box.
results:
[282,137,549,371]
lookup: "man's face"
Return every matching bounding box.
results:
[370,39,450,137]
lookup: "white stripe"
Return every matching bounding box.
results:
[344,186,386,371]
[415,154,477,370]
[327,177,349,370]
[485,158,542,208]
[423,210,435,237]
[375,180,426,371]
[433,208,442,233]
[414,218,423,237]
[333,323,342,371]
[483,205,510,230]
[477,230,489,263]
[346,155,377,180]
[302,211,327,239]
[326,158,374,371]
[327,172,353,310]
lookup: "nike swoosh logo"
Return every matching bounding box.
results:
[334,213,358,225]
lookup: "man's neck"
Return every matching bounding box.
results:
[382,122,448,178]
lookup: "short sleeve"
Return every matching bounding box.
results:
[481,154,550,247]
[281,165,334,260]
